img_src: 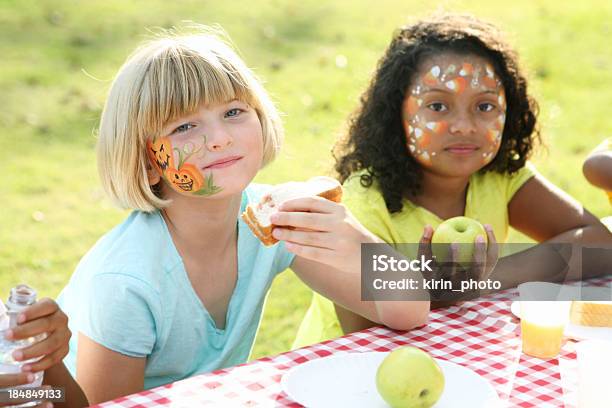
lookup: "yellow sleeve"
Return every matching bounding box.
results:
[506,162,537,201]
[342,173,396,244]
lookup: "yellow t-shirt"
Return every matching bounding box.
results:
[293,164,537,349]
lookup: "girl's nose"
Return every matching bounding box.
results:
[205,128,233,152]
[449,110,477,136]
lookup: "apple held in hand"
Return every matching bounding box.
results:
[376,346,445,408]
[431,216,487,265]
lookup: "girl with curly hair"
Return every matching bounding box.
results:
[294,13,612,348]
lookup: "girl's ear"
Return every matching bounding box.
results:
[146,162,161,186]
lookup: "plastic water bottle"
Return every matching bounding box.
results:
[0,285,45,407]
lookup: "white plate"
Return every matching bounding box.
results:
[281,352,501,408]
[511,301,612,342]
[510,301,521,318]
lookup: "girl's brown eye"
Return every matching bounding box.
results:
[478,103,496,112]
[427,102,447,112]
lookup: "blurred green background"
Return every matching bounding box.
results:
[1,0,610,360]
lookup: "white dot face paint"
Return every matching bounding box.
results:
[401,53,507,173]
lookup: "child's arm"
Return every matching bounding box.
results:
[76,333,146,405]
[43,363,88,408]
[495,174,612,287]
[291,256,430,331]
[271,197,430,331]
[332,224,498,333]
[583,147,612,191]
[5,298,88,408]
[334,303,380,334]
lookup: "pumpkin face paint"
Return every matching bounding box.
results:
[146,133,221,196]
[166,164,205,192]
[148,137,175,174]
[402,53,506,176]
[145,101,265,198]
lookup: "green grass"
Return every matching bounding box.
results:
[1,0,611,361]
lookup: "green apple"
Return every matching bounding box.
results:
[376,346,445,408]
[431,216,487,265]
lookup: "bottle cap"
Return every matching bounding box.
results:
[8,284,37,309]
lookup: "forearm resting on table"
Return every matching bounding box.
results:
[488,224,612,292]
[42,363,88,408]
[293,248,430,333]
[335,299,431,334]
[320,270,429,331]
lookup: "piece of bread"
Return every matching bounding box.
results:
[241,176,343,246]
[570,301,612,327]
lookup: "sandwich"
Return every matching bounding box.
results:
[241,176,343,246]
[570,301,612,328]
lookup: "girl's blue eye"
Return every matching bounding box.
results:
[478,103,496,112]
[427,102,447,112]
[225,108,243,118]
[173,123,195,133]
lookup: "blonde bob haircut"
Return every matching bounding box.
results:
[97,26,284,212]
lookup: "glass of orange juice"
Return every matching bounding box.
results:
[520,301,571,359]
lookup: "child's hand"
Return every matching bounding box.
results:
[0,373,34,388]
[3,298,71,374]
[418,224,499,304]
[270,196,381,273]
[456,223,498,283]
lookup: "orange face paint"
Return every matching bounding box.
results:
[403,55,506,169]
[459,63,474,76]
[444,77,468,93]
[165,164,205,193]
[425,121,448,135]
[146,135,222,197]
[486,129,501,143]
[147,137,175,174]
[422,66,442,87]
[406,96,420,115]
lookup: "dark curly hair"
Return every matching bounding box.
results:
[334,13,540,213]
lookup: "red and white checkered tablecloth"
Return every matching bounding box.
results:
[93,278,612,408]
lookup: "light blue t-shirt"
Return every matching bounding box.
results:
[57,184,295,389]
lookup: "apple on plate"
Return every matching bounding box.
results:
[376,346,445,408]
[431,216,487,265]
